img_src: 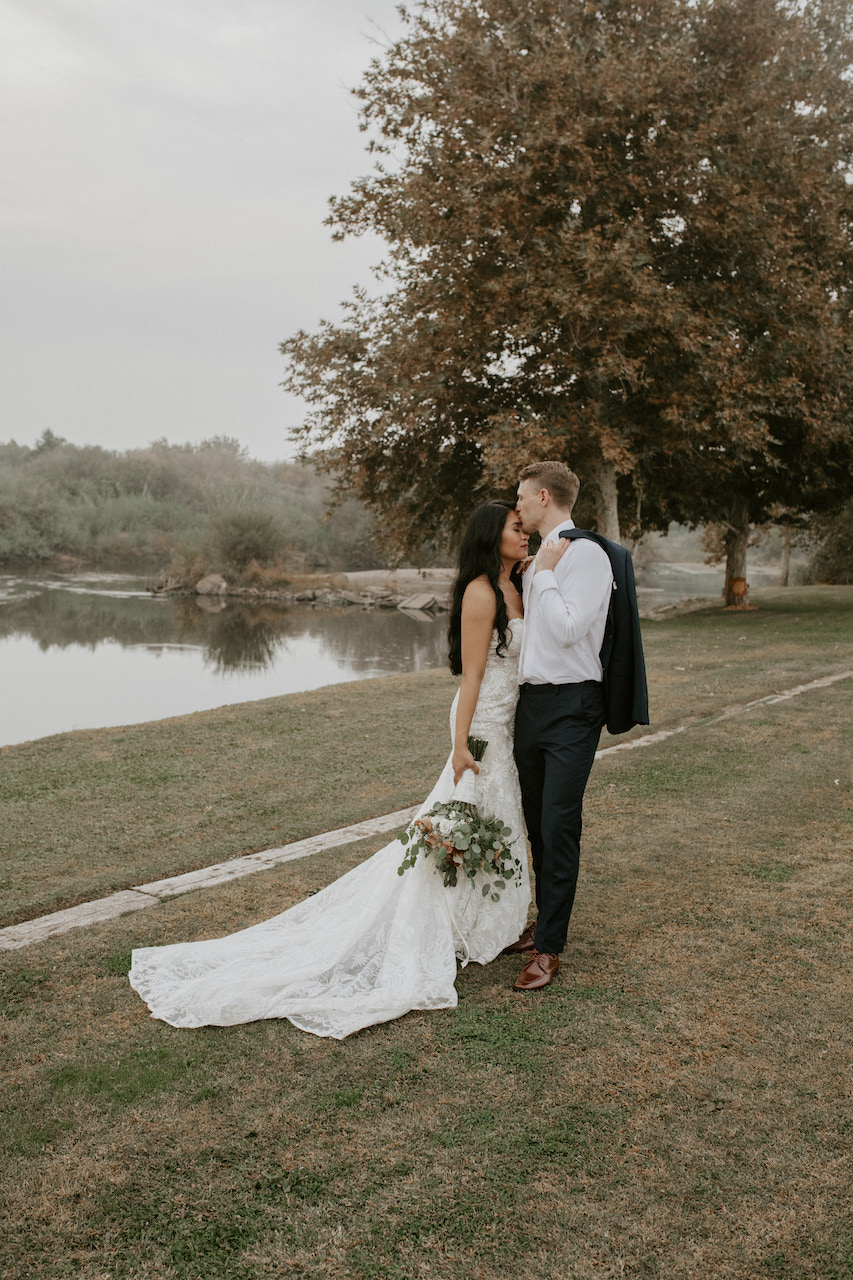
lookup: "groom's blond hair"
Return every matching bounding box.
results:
[518,460,580,511]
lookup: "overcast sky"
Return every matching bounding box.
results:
[1,0,408,461]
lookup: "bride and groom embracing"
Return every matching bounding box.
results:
[130,460,628,1039]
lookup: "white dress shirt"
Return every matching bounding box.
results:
[519,519,613,685]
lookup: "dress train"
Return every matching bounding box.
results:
[129,619,529,1039]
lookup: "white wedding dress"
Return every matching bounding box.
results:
[129,618,530,1039]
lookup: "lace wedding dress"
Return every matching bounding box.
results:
[129,618,530,1039]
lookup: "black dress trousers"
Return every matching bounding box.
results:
[513,679,606,955]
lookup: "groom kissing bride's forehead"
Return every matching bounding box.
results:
[507,459,648,992]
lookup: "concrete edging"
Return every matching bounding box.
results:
[0,806,419,952]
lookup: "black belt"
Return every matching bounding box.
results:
[519,679,601,696]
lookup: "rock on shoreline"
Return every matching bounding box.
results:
[146,567,456,615]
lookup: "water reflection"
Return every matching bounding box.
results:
[287,606,448,672]
[0,562,782,747]
[0,581,449,674]
[0,574,450,746]
[1,583,182,651]
[174,600,288,673]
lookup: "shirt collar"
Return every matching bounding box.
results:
[542,518,576,545]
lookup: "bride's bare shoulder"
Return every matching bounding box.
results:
[461,575,498,621]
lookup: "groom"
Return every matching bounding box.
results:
[508,460,613,991]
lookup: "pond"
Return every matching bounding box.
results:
[0,573,449,747]
[0,560,780,747]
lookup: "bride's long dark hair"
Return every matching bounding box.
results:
[447,500,515,676]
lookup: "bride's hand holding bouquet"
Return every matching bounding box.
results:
[398,736,522,902]
[452,745,479,786]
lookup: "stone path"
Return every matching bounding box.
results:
[2,669,850,953]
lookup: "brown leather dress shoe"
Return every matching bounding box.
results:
[513,949,560,991]
[501,920,537,955]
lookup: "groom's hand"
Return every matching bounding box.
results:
[534,539,570,573]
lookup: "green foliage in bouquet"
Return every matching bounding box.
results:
[397,803,520,902]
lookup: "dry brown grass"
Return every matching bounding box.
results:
[1,586,851,1279]
[0,668,458,928]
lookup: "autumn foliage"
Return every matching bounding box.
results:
[282,0,853,601]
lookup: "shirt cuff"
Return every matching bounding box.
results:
[530,569,559,595]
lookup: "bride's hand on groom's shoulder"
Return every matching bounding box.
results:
[452,747,479,785]
[534,540,570,573]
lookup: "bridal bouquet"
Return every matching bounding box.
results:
[397,737,521,901]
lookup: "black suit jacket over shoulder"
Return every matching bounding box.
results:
[558,529,650,736]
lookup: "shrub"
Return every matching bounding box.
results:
[208,502,287,571]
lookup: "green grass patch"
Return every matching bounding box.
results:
[0,966,48,1017]
[49,1045,183,1109]
[750,864,794,883]
[762,1231,853,1279]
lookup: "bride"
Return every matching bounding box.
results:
[130,501,531,1039]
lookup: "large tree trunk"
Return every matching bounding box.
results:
[723,499,751,607]
[590,460,621,544]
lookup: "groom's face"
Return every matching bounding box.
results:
[515,479,544,535]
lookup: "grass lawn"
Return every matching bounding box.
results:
[2,585,851,930]
[0,586,851,1278]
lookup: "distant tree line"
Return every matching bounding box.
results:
[0,430,844,584]
[0,433,390,576]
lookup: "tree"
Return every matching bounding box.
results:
[282,0,853,594]
[32,429,67,454]
[631,0,853,602]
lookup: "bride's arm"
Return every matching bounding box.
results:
[452,577,496,784]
